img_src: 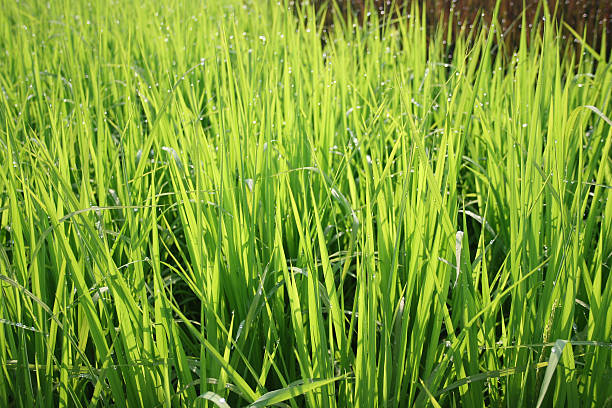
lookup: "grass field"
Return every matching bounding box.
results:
[0,0,611,406]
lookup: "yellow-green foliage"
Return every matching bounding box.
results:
[0,0,610,407]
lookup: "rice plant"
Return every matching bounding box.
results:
[0,0,610,406]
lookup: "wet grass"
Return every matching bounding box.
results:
[0,0,611,407]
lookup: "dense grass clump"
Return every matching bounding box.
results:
[0,0,610,407]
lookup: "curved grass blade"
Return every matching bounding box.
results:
[196,391,231,408]
[536,339,568,408]
[247,375,347,408]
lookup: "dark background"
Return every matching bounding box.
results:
[312,0,611,56]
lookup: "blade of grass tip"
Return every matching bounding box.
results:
[247,375,347,408]
[562,22,603,63]
[581,105,612,128]
[536,339,568,408]
[418,378,442,408]
[453,231,464,288]
[196,391,231,408]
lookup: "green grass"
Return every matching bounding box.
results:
[0,0,611,406]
